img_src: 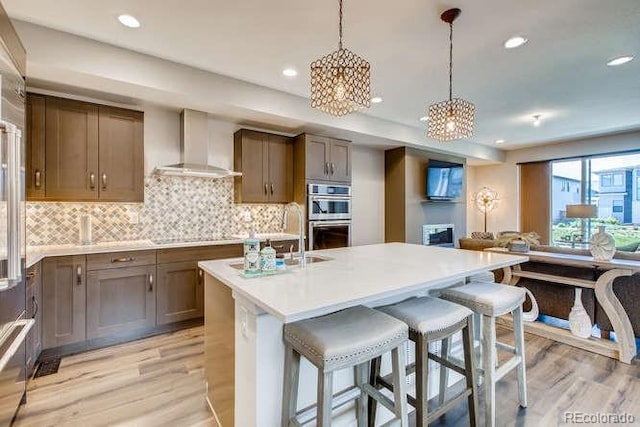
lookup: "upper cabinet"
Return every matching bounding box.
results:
[234,129,293,203]
[26,94,144,202]
[294,134,351,183]
[26,94,46,199]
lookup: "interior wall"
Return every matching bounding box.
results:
[468,130,640,236]
[467,163,519,235]
[403,148,467,244]
[351,146,385,246]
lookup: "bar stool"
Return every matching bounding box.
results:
[440,281,527,427]
[282,305,410,427]
[369,296,479,427]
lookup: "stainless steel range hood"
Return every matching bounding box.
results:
[154,109,241,178]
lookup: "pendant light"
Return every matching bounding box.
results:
[427,8,475,142]
[310,0,371,117]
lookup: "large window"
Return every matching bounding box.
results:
[551,152,640,249]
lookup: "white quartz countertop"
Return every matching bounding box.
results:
[25,233,299,268]
[198,242,529,323]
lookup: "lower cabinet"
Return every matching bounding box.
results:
[86,265,156,339]
[156,261,204,325]
[42,256,87,349]
[26,262,42,372]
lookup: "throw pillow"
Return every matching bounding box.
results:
[471,231,494,240]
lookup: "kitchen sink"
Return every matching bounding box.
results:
[228,255,332,270]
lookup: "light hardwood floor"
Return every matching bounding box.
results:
[14,326,640,427]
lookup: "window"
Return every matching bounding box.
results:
[612,200,623,213]
[551,153,640,248]
[601,172,624,187]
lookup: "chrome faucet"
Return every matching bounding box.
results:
[282,202,306,267]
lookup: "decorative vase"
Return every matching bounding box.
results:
[589,225,615,261]
[568,288,592,338]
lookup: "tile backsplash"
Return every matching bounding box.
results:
[26,176,286,246]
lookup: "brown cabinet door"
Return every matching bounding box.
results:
[98,107,144,202]
[234,129,268,203]
[329,139,351,182]
[45,97,99,200]
[42,256,86,349]
[86,265,156,339]
[305,136,330,181]
[26,94,46,199]
[156,261,204,325]
[25,262,42,372]
[267,134,293,203]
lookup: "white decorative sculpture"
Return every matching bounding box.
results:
[569,288,593,338]
[590,225,616,261]
[522,288,539,322]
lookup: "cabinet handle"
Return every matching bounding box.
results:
[325,162,329,175]
[148,274,154,292]
[264,183,268,195]
[101,173,107,190]
[34,170,41,189]
[111,257,135,263]
[270,183,274,195]
[32,296,38,319]
[198,269,204,286]
[76,265,82,285]
[89,172,96,189]
[331,162,335,175]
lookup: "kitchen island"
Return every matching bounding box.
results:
[199,243,527,426]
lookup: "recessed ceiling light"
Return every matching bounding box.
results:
[370,96,383,104]
[607,56,634,66]
[118,14,140,28]
[495,139,505,144]
[282,68,298,77]
[532,114,542,127]
[419,116,429,122]
[504,36,527,49]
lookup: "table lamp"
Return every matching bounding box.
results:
[565,204,615,260]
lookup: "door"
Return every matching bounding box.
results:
[309,221,351,250]
[305,136,330,181]
[42,256,86,349]
[87,265,156,339]
[25,263,42,373]
[234,130,267,203]
[156,261,204,325]
[267,134,293,203]
[45,97,99,200]
[98,106,144,202]
[329,140,351,182]
[26,93,45,199]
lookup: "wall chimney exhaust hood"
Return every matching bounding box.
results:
[154,109,241,178]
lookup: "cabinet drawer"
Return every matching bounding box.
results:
[157,244,243,264]
[87,250,156,271]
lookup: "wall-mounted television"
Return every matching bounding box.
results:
[426,160,464,201]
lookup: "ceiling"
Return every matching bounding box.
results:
[4,0,640,150]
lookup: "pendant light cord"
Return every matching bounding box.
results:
[449,21,453,102]
[338,0,343,50]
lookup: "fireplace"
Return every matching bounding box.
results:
[422,224,455,247]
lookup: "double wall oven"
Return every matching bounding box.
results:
[307,183,351,250]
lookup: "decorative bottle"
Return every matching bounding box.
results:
[568,289,592,339]
[243,231,260,274]
[260,239,277,272]
[589,225,615,261]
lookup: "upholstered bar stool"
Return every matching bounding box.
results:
[282,305,410,427]
[439,281,527,427]
[369,297,479,427]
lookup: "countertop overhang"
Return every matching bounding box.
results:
[199,242,528,323]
